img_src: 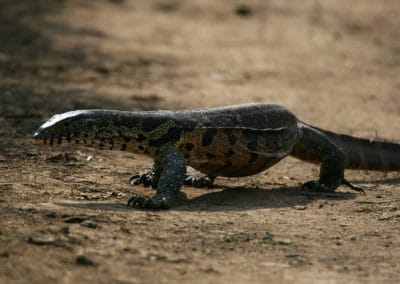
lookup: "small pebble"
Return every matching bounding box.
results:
[76,254,98,266]
[278,239,292,245]
[235,4,253,17]
[0,251,10,258]
[294,205,307,210]
[61,226,70,235]
[80,220,99,229]
[63,216,88,223]
[28,233,56,245]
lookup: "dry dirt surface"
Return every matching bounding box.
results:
[1,0,400,283]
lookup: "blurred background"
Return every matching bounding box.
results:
[1,0,399,138]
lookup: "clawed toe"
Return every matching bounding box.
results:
[184,172,214,188]
[127,195,170,209]
[127,195,146,207]
[129,172,155,187]
[301,179,365,194]
[341,179,365,194]
[129,174,142,185]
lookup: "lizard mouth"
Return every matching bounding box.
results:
[32,128,50,144]
[33,128,43,139]
[33,122,51,143]
[32,124,62,145]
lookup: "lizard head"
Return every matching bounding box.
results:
[33,110,102,145]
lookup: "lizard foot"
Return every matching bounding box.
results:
[127,195,170,209]
[301,181,333,192]
[130,170,157,188]
[184,172,215,188]
[341,179,365,194]
[127,192,187,210]
[301,179,365,194]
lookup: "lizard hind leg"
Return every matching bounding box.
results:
[292,124,365,194]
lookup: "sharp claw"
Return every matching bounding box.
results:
[129,175,141,185]
[342,179,365,195]
[302,179,366,195]
[127,195,146,207]
[184,173,214,188]
[129,173,154,187]
[301,181,316,191]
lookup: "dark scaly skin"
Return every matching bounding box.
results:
[127,144,186,209]
[34,103,400,209]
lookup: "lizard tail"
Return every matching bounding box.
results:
[316,127,400,171]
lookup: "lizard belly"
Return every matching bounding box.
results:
[187,154,284,177]
[177,126,293,177]
[179,142,285,177]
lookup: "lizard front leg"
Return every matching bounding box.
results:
[128,144,186,209]
[291,124,364,193]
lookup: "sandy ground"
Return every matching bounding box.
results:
[1,0,400,283]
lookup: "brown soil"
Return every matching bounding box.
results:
[1,1,400,283]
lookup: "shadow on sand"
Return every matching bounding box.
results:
[55,183,358,212]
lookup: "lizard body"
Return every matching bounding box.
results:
[34,103,400,209]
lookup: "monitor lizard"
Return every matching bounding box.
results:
[33,103,400,209]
